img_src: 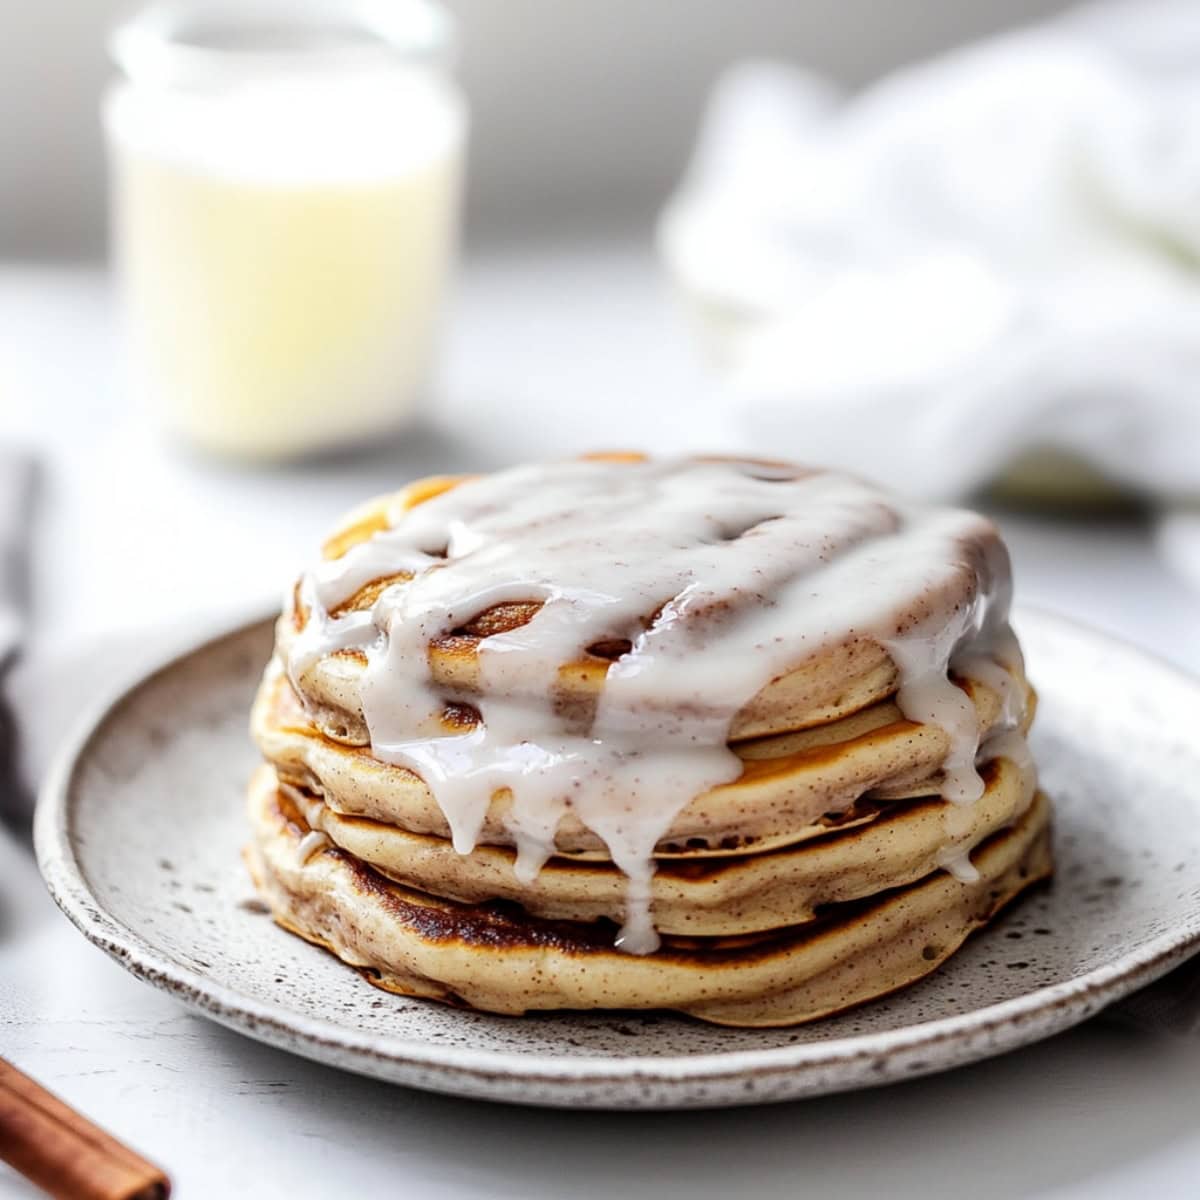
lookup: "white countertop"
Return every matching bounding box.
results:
[3,245,1200,1199]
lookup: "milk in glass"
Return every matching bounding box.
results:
[106,1,466,459]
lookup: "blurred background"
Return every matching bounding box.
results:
[1,0,1198,689]
[4,0,1069,254]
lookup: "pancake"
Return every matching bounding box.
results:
[280,600,911,748]
[252,663,1032,856]
[245,454,1051,1021]
[246,767,1052,1026]
[278,465,1014,749]
[281,754,1036,936]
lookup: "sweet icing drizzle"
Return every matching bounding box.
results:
[295,829,331,866]
[285,458,1024,952]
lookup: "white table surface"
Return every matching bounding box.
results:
[3,244,1200,1199]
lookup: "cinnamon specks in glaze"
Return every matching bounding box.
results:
[284,457,1022,953]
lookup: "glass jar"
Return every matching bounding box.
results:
[105,0,466,460]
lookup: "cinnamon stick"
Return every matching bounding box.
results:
[0,1057,169,1200]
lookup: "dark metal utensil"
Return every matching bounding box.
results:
[0,449,38,832]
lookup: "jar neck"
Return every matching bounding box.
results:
[110,0,454,90]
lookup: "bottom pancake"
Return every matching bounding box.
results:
[244,766,1053,1027]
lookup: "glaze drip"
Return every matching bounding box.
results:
[295,829,331,866]
[285,458,1023,952]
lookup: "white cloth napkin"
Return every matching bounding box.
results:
[660,0,1200,525]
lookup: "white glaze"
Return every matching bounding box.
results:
[295,829,331,867]
[979,729,1037,794]
[285,458,1023,953]
[937,727,1038,886]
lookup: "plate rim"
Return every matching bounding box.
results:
[33,607,1200,1096]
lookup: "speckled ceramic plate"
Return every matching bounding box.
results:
[34,610,1200,1109]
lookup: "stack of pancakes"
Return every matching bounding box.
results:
[246,458,1051,1027]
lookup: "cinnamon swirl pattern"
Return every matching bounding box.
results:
[246,455,1051,1026]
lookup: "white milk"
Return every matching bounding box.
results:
[106,7,466,460]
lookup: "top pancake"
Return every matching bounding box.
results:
[280,456,1014,749]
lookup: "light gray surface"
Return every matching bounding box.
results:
[3,252,1200,1193]
[3,0,1073,256]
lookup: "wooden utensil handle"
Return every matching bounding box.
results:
[0,1058,169,1199]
